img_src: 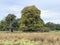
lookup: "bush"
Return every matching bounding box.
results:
[39,27,51,32]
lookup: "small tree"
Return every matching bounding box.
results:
[0,14,20,32]
[5,14,16,32]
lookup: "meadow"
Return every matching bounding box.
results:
[0,31,60,45]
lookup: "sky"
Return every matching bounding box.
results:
[0,0,60,24]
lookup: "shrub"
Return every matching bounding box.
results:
[39,27,51,32]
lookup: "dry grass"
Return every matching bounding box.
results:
[0,32,60,45]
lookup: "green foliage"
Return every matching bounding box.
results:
[0,14,20,31]
[42,27,51,32]
[12,19,20,31]
[20,5,44,32]
[45,22,56,30]
[0,20,8,31]
[5,14,16,24]
[45,22,60,30]
[55,24,60,30]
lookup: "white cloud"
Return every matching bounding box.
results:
[41,10,60,24]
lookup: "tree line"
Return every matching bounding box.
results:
[45,22,60,31]
[0,5,60,32]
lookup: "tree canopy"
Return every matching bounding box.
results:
[20,5,44,31]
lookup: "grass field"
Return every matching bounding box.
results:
[0,31,60,45]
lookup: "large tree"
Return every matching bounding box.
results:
[20,5,44,32]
